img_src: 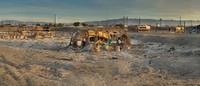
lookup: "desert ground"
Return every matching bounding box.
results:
[0,31,200,86]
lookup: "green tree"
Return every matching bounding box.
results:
[81,23,88,27]
[115,24,124,28]
[73,22,80,27]
[36,23,41,26]
[57,23,64,27]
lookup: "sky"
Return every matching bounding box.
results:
[0,0,200,23]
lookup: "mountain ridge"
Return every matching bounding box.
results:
[86,18,200,26]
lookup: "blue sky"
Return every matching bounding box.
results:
[0,0,199,23]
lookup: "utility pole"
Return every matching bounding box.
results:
[54,14,57,27]
[156,23,158,32]
[184,21,186,32]
[184,21,187,33]
[126,16,128,26]
[123,16,126,26]
[160,18,162,27]
[138,16,141,25]
[124,16,128,27]
[184,21,186,27]
[180,16,182,26]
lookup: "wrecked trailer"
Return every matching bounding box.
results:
[68,27,132,52]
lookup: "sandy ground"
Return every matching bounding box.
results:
[0,32,200,86]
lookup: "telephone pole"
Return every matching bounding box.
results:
[160,18,162,27]
[184,21,186,29]
[54,14,57,26]
[138,16,141,25]
[123,16,127,25]
[180,16,182,26]
[126,16,128,26]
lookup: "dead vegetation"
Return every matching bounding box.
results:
[0,26,54,40]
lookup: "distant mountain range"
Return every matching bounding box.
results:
[1,18,200,26]
[0,20,49,25]
[86,18,200,26]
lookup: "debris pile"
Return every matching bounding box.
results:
[69,27,132,52]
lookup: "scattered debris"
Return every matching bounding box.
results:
[68,27,132,52]
[0,27,199,86]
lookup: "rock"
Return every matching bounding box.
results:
[168,46,176,52]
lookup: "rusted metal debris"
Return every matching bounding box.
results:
[68,27,132,52]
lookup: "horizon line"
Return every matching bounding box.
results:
[1,17,200,24]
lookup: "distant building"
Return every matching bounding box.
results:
[137,24,151,32]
